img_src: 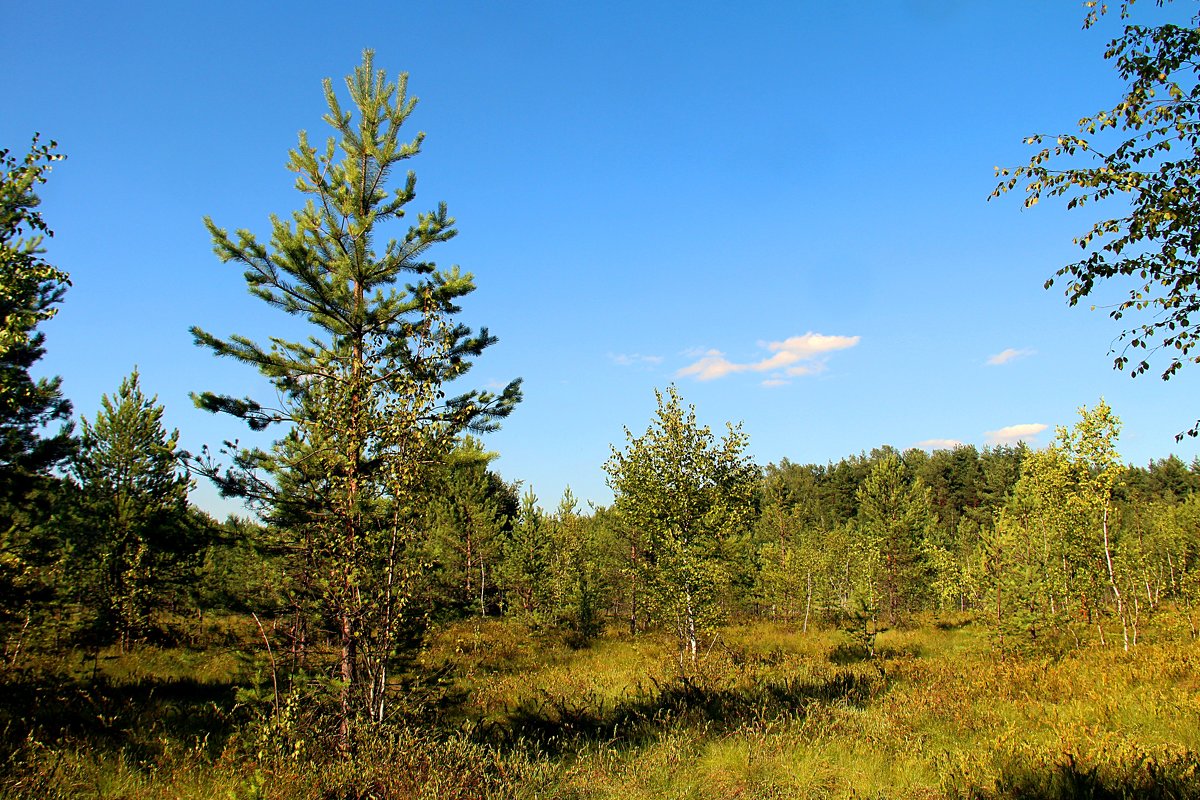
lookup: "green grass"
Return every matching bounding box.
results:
[2,616,1198,798]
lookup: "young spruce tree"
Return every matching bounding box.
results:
[190,52,521,738]
[70,370,194,648]
[855,453,934,627]
[498,488,551,621]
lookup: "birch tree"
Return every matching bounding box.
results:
[986,447,1086,647]
[1058,399,1131,648]
[993,2,1200,438]
[986,400,1133,649]
[604,387,758,665]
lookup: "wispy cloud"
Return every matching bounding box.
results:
[677,333,860,382]
[609,353,663,368]
[915,438,963,450]
[985,423,1047,445]
[986,347,1035,366]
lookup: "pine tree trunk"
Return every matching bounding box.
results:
[340,275,365,747]
[464,536,474,610]
[339,600,355,745]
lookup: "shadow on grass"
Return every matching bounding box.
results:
[827,641,924,664]
[0,670,240,765]
[476,667,882,753]
[959,751,1200,800]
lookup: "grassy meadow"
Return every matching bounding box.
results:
[3,614,1198,799]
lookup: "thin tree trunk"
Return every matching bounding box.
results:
[339,270,366,747]
[1101,503,1129,651]
[803,570,812,634]
[339,605,355,744]
[464,536,474,609]
[996,575,1004,649]
[684,589,698,666]
[1132,597,1140,646]
[629,543,638,636]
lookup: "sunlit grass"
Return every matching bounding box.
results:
[4,615,1199,798]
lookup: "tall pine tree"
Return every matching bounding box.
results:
[190,52,520,737]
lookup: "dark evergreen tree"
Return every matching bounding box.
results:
[855,453,934,627]
[424,438,515,617]
[68,370,197,648]
[1128,455,1200,502]
[498,488,552,622]
[977,444,1028,518]
[195,515,287,616]
[915,445,982,535]
[0,135,73,638]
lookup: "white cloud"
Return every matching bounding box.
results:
[915,438,963,450]
[676,350,738,380]
[985,423,1048,445]
[609,352,663,368]
[761,378,790,388]
[986,347,1035,366]
[677,333,860,382]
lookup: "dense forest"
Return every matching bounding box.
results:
[5,7,1200,797]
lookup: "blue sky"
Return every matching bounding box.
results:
[5,1,1199,517]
